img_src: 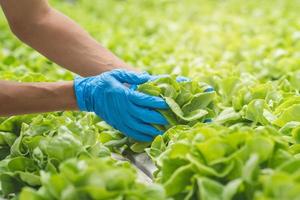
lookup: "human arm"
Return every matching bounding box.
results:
[0,70,169,142]
[0,0,135,76]
[0,80,77,117]
[0,1,171,141]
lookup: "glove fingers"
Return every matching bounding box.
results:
[110,69,150,85]
[129,103,168,125]
[149,75,190,83]
[204,86,215,92]
[106,93,154,142]
[129,91,168,109]
[125,115,163,137]
[176,76,190,82]
[149,74,168,81]
[121,125,153,142]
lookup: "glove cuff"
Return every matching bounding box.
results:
[74,77,89,112]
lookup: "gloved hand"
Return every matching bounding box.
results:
[149,74,190,82]
[74,69,169,142]
[149,74,214,92]
[130,74,190,90]
[140,73,215,123]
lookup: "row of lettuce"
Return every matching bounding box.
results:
[0,72,299,199]
[0,0,300,199]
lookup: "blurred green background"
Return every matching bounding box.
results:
[1,0,300,80]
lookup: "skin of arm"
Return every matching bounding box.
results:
[0,0,135,76]
[0,0,137,116]
[0,81,77,117]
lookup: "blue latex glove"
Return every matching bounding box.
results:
[74,69,169,142]
[149,74,215,92]
[149,74,190,82]
[130,74,190,90]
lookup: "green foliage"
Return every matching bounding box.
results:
[147,124,300,199]
[98,77,216,154]
[1,0,300,199]
[138,77,216,127]
[18,157,166,200]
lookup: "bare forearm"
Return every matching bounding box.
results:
[0,0,136,76]
[0,81,77,116]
